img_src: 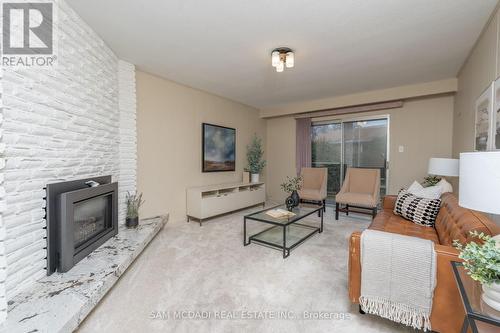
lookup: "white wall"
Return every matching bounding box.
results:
[0,0,137,312]
[136,71,265,222]
[453,5,500,225]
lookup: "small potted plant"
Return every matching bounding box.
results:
[280,176,303,211]
[126,191,144,228]
[454,232,500,310]
[422,175,441,187]
[246,134,266,183]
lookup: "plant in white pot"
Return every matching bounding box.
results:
[126,191,145,228]
[246,135,266,183]
[454,232,500,311]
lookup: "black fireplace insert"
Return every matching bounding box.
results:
[45,176,118,274]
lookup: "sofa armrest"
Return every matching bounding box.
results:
[430,245,465,333]
[434,244,460,257]
[348,231,362,303]
[382,195,397,210]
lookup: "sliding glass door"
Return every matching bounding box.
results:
[343,119,388,198]
[311,123,342,198]
[311,117,389,203]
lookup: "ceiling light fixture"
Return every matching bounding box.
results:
[271,47,294,72]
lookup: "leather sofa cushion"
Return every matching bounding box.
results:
[369,209,440,243]
[435,193,500,246]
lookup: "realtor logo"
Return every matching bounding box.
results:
[1,1,56,66]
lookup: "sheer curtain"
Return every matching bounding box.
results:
[296,118,312,174]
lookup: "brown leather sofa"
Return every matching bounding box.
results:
[348,193,499,333]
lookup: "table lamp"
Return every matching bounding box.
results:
[459,151,500,312]
[428,158,459,177]
[459,152,500,215]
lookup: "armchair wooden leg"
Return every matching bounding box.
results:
[323,199,326,212]
[346,204,349,216]
[335,203,339,220]
[318,201,321,217]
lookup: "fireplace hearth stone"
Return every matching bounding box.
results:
[3,215,168,333]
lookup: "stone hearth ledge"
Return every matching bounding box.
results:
[2,215,169,333]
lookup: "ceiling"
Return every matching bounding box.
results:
[67,0,498,109]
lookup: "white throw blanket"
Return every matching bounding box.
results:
[360,230,437,331]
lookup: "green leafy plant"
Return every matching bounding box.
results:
[246,135,266,174]
[422,175,441,187]
[453,231,500,285]
[280,176,303,193]
[126,192,145,219]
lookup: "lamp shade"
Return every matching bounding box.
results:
[459,152,500,215]
[428,158,459,177]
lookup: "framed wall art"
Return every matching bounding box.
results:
[474,83,494,151]
[202,123,236,172]
[493,77,500,150]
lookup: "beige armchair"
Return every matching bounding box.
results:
[298,167,328,214]
[335,167,380,220]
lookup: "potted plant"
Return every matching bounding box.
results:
[422,175,441,187]
[246,135,266,183]
[454,232,500,310]
[280,176,303,211]
[126,191,144,228]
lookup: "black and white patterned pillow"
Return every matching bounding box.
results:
[394,190,441,227]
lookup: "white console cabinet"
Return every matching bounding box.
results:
[186,182,265,225]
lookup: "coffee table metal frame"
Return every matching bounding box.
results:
[243,204,323,258]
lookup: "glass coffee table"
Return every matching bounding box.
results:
[243,204,323,258]
[451,261,500,333]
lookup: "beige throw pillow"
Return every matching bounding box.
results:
[436,178,453,194]
[407,180,424,193]
[406,180,442,200]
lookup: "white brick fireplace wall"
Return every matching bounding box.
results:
[118,61,137,223]
[0,64,7,324]
[0,0,137,316]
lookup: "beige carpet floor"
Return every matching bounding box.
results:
[77,205,414,333]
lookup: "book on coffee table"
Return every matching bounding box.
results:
[265,208,296,219]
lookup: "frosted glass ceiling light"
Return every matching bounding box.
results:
[285,51,294,68]
[271,51,280,67]
[276,60,284,72]
[271,47,294,72]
